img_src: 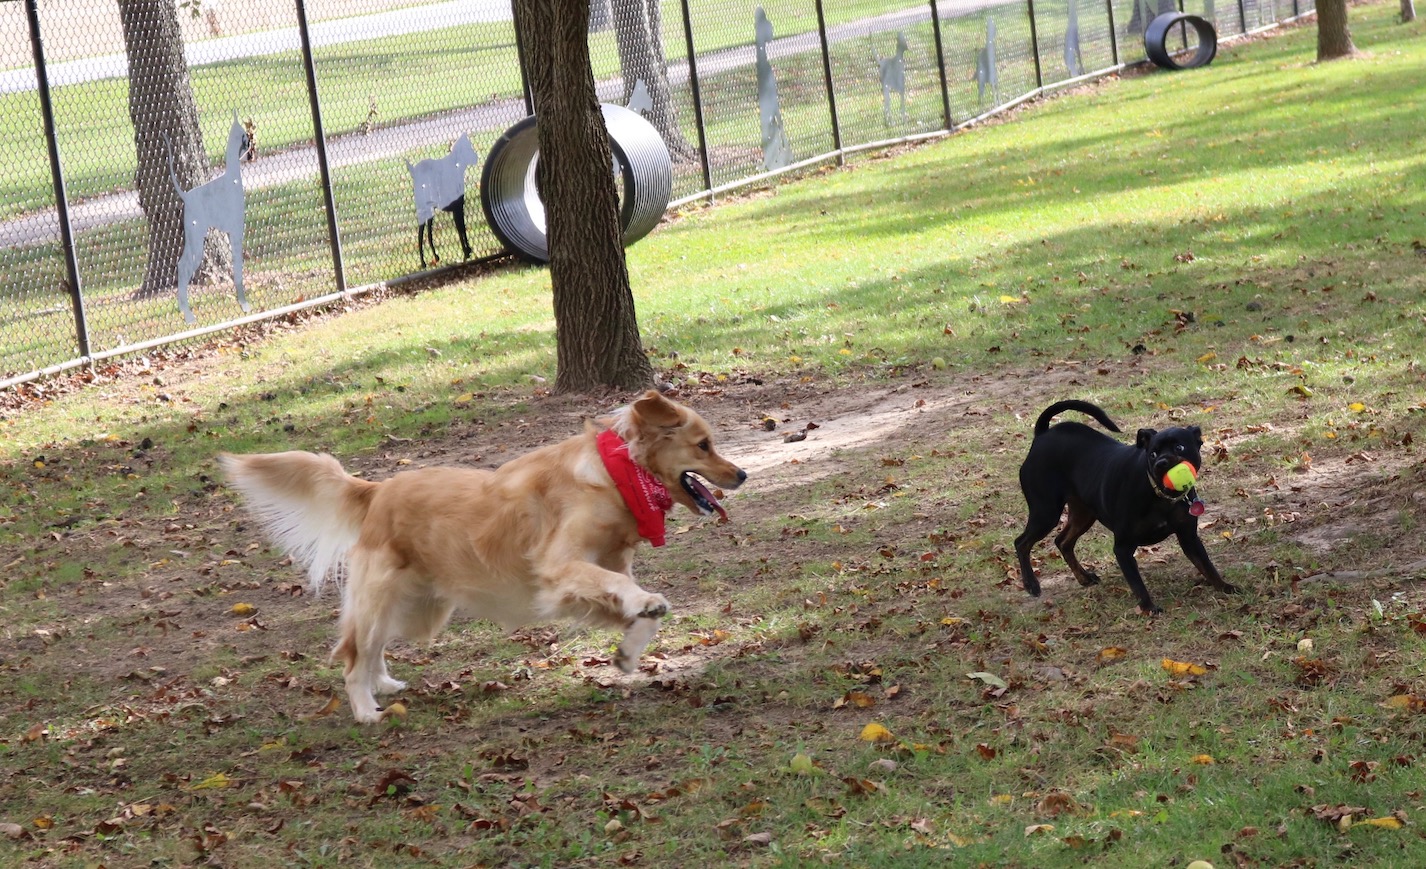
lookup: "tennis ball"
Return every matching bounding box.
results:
[931,357,947,370]
[1162,462,1198,492]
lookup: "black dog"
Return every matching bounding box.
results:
[1013,400,1237,614]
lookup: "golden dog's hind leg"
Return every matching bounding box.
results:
[337,548,413,723]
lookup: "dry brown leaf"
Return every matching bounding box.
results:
[310,694,341,718]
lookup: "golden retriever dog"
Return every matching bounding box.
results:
[219,390,746,723]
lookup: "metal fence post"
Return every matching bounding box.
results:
[678,0,713,197]
[1238,0,1250,33]
[1026,0,1045,90]
[1105,0,1121,65]
[294,0,346,294]
[812,0,843,163]
[513,7,534,116]
[26,0,90,360]
[929,0,954,129]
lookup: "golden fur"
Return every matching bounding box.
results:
[219,391,746,723]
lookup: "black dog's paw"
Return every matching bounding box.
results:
[1076,571,1101,588]
[1222,582,1240,595]
[1137,604,1163,617]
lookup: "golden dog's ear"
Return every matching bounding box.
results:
[632,390,683,429]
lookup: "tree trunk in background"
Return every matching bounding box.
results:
[512,0,656,394]
[1315,0,1359,61]
[1402,0,1417,24]
[611,0,696,160]
[119,0,229,299]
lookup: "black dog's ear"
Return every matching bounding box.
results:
[1188,425,1203,444]
[1135,428,1157,449]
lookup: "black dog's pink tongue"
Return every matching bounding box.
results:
[687,476,728,520]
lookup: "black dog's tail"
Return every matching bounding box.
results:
[1034,400,1122,436]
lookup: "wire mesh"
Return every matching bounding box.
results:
[1,0,1317,386]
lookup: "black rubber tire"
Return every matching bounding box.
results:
[1144,13,1218,70]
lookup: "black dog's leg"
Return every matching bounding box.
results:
[1054,498,1101,587]
[416,224,428,269]
[1112,539,1160,615]
[1175,530,1239,595]
[1014,487,1065,597]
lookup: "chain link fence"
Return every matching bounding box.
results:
[1,0,1314,388]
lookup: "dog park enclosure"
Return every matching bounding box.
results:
[0,0,1314,388]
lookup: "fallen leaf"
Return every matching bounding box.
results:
[230,602,256,616]
[858,722,894,743]
[1161,659,1208,677]
[309,694,341,718]
[834,691,876,710]
[789,753,816,775]
[189,772,233,791]
[1191,754,1216,765]
[966,671,1007,689]
[1097,646,1128,663]
[1025,823,1055,836]
[1358,816,1404,830]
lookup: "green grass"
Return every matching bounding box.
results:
[3,2,1426,865]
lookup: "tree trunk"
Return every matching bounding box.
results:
[1402,0,1417,24]
[119,0,229,299]
[610,0,696,161]
[1315,0,1359,61]
[513,0,656,394]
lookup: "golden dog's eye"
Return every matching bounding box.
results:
[698,439,710,452]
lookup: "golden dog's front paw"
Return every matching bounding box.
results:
[637,594,670,619]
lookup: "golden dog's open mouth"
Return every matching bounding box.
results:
[680,472,728,520]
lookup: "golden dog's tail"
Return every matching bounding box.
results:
[218,451,377,593]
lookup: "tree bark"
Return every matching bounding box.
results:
[513,0,656,394]
[610,0,696,160]
[1315,0,1359,61]
[119,0,229,299]
[1402,0,1417,24]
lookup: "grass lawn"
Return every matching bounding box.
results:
[2,1,1425,865]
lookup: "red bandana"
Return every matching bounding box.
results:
[597,429,673,546]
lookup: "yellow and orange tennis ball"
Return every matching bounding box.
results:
[1162,462,1198,492]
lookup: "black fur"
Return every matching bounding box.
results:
[1013,400,1237,614]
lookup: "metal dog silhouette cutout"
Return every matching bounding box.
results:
[1065,0,1084,78]
[754,7,793,172]
[406,134,480,269]
[974,18,1000,106]
[876,32,909,125]
[167,111,251,324]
